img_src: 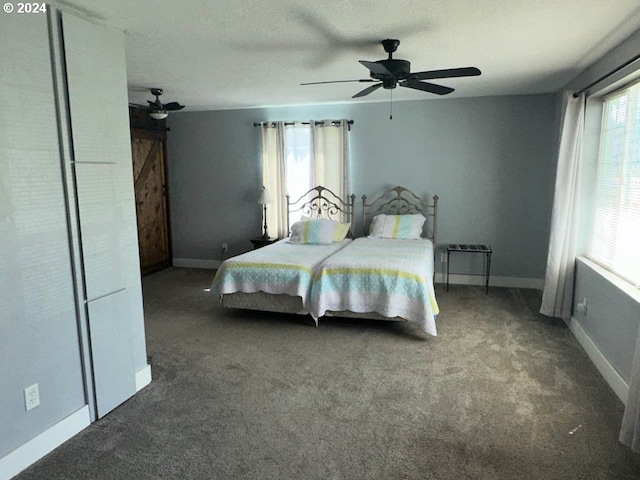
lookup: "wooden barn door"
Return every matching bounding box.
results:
[131,127,171,275]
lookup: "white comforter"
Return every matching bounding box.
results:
[309,237,439,336]
[210,239,351,308]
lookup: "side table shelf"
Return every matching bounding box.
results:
[446,244,492,294]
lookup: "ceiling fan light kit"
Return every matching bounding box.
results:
[149,110,168,120]
[130,87,185,119]
[301,38,481,100]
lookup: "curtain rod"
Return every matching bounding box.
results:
[253,120,354,127]
[573,51,640,98]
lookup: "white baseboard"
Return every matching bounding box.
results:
[568,316,629,405]
[434,273,543,290]
[135,364,152,391]
[173,258,219,269]
[0,406,90,480]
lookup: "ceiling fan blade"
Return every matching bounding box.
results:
[129,103,149,109]
[301,79,376,85]
[352,83,383,98]
[410,67,481,81]
[163,102,185,111]
[400,80,454,95]
[359,60,393,77]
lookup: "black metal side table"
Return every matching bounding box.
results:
[446,244,492,294]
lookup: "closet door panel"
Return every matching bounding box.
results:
[62,16,131,166]
[87,289,136,417]
[74,163,130,300]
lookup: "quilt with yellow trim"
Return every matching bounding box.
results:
[211,239,352,308]
[310,237,439,336]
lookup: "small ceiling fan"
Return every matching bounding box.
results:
[130,88,185,119]
[301,39,481,99]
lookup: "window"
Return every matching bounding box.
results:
[588,83,640,285]
[283,125,312,225]
[261,120,350,238]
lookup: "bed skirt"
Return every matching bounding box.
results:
[221,292,404,325]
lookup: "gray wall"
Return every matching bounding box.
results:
[573,259,640,382]
[167,94,559,281]
[0,12,86,458]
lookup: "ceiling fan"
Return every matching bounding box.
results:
[301,39,481,99]
[130,88,185,119]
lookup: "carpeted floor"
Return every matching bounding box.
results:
[15,268,640,479]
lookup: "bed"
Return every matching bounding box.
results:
[210,186,355,323]
[310,186,440,335]
[211,185,439,335]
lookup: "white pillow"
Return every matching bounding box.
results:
[369,214,426,239]
[290,218,337,244]
[298,215,349,242]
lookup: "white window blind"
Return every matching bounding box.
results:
[588,83,640,286]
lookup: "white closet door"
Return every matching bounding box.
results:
[62,13,142,417]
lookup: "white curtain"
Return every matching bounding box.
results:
[540,92,585,320]
[621,333,640,452]
[261,122,287,239]
[310,119,350,211]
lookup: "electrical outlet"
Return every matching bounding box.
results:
[576,297,588,314]
[24,383,40,411]
[222,243,228,252]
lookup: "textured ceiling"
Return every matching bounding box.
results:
[57,0,640,111]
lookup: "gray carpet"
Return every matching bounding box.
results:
[16,268,640,479]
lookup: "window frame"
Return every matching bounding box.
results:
[585,81,640,287]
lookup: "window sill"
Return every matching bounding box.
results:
[577,256,640,304]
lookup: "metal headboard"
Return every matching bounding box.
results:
[286,185,356,236]
[361,186,439,244]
